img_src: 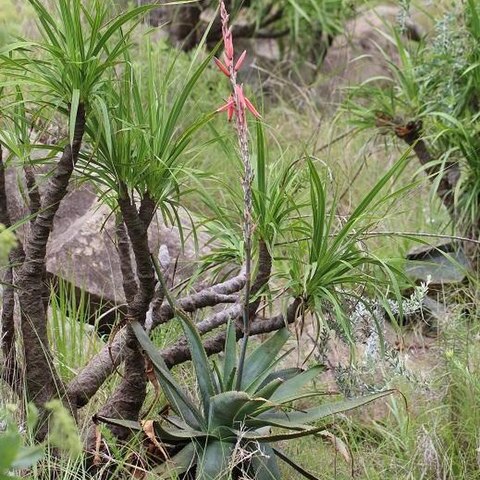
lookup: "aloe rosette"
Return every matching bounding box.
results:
[99,316,392,480]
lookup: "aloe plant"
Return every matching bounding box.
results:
[99,317,392,479]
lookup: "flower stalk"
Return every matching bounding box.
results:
[215,0,261,388]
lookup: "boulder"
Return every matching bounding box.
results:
[5,164,209,331]
[320,5,425,103]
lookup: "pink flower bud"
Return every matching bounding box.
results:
[234,50,247,71]
[223,29,234,60]
[214,57,230,77]
[244,96,261,118]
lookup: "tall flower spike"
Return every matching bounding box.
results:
[214,0,261,121]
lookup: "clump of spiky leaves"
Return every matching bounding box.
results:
[98,317,392,480]
[345,0,480,238]
[79,44,214,229]
[199,120,304,272]
[280,154,410,343]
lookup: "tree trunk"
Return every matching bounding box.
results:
[15,104,86,438]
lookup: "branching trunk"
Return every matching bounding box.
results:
[15,104,86,437]
[67,270,245,409]
[89,193,156,446]
[394,120,459,217]
[162,298,303,368]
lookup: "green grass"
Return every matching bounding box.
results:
[1,1,479,479]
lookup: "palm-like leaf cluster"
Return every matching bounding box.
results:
[346,0,480,234]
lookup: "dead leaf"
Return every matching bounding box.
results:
[319,429,352,465]
[141,420,169,461]
[93,424,102,466]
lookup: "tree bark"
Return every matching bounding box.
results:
[15,104,86,437]
[394,120,459,217]
[89,193,156,445]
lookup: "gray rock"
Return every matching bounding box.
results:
[5,165,208,330]
[320,5,425,103]
[406,242,469,288]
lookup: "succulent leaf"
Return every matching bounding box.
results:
[178,313,218,417]
[196,440,234,480]
[208,391,252,431]
[131,321,203,429]
[241,328,289,390]
[152,443,196,479]
[269,365,325,404]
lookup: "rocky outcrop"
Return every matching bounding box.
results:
[5,165,208,331]
[320,5,425,103]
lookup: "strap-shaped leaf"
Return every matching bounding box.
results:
[150,255,216,417]
[178,313,217,418]
[222,319,237,390]
[241,328,289,390]
[95,416,141,431]
[262,390,393,426]
[252,444,281,480]
[245,347,295,395]
[253,377,284,402]
[196,440,234,480]
[269,365,325,404]
[257,367,304,390]
[241,390,395,441]
[153,422,207,444]
[233,378,284,422]
[131,321,203,429]
[90,4,158,57]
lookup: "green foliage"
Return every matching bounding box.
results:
[0,401,82,479]
[230,0,366,59]
[0,223,15,266]
[99,320,393,479]
[281,156,410,342]
[346,0,480,232]
[0,406,44,480]
[83,46,213,212]
[200,121,305,271]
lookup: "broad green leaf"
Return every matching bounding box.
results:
[270,365,325,404]
[95,416,141,431]
[208,391,251,430]
[253,377,284,402]
[222,319,237,390]
[252,444,281,480]
[131,321,203,429]
[241,328,289,390]
[178,313,217,417]
[245,390,395,441]
[153,422,207,444]
[196,440,233,480]
[257,367,304,390]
